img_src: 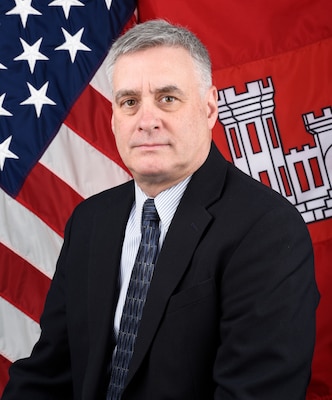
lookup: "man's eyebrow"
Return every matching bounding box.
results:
[114,89,140,103]
[114,85,185,103]
[155,85,184,96]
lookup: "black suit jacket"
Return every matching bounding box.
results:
[2,143,319,400]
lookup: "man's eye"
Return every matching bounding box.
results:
[161,96,176,103]
[122,99,136,107]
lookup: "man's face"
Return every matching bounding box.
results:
[111,45,218,196]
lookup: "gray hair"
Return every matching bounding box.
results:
[106,19,212,98]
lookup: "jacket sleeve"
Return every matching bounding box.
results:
[1,216,75,400]
[214,206,319,400]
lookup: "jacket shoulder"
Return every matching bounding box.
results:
[75,180,133,212]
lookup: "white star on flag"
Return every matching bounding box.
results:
[5,0,42,28]
[14,38,49,74]
[0,94,13,117]
[20,82,56,118]
[0,136,19,171]
[0,63,7,69]
[55,27,91,63]
[105,0,113,10]
[49,0,84,19]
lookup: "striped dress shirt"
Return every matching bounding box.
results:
[113,177,191,336]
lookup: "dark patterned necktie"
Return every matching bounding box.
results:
[107,198,160,400]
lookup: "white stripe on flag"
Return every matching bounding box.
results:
[39,124,131,199]
[0,190,62,279]
[0,297,40,362]
[90,58,113,102]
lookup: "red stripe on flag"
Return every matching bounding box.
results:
[0,243,51,323]
[65,84,130,175]
[16,163,83,237]
[0,355,11,397]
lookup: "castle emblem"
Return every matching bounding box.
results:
[217,77,332,223]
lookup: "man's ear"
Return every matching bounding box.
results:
[111,113,115,134]
[207,86,218,130]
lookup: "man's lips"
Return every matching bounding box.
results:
[133,143,168,149]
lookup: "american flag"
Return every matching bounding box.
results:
[0,0,135,392]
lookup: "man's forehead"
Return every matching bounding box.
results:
[112,46,197,99]
[114,85,185,101]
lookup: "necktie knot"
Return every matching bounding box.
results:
[142,198,159,224]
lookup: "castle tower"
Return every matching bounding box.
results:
[302,107,332,220]
[217,77,295,203]
[303,107,332,187]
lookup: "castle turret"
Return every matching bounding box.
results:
[218,77,295,202]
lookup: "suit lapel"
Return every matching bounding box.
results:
[82,183,135,398]
[125,143,228,386]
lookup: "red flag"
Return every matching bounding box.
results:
[138,1,332,399]
[0,0,136,395]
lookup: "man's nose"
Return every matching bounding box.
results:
[138,103,160,133]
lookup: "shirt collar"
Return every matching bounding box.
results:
[134,176,191,231]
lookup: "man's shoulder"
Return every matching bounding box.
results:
[72,179,134,217]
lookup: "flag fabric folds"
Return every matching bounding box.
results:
[0,0,136,395]
[137,1,332,399]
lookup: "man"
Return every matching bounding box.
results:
[2,20,319,400]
